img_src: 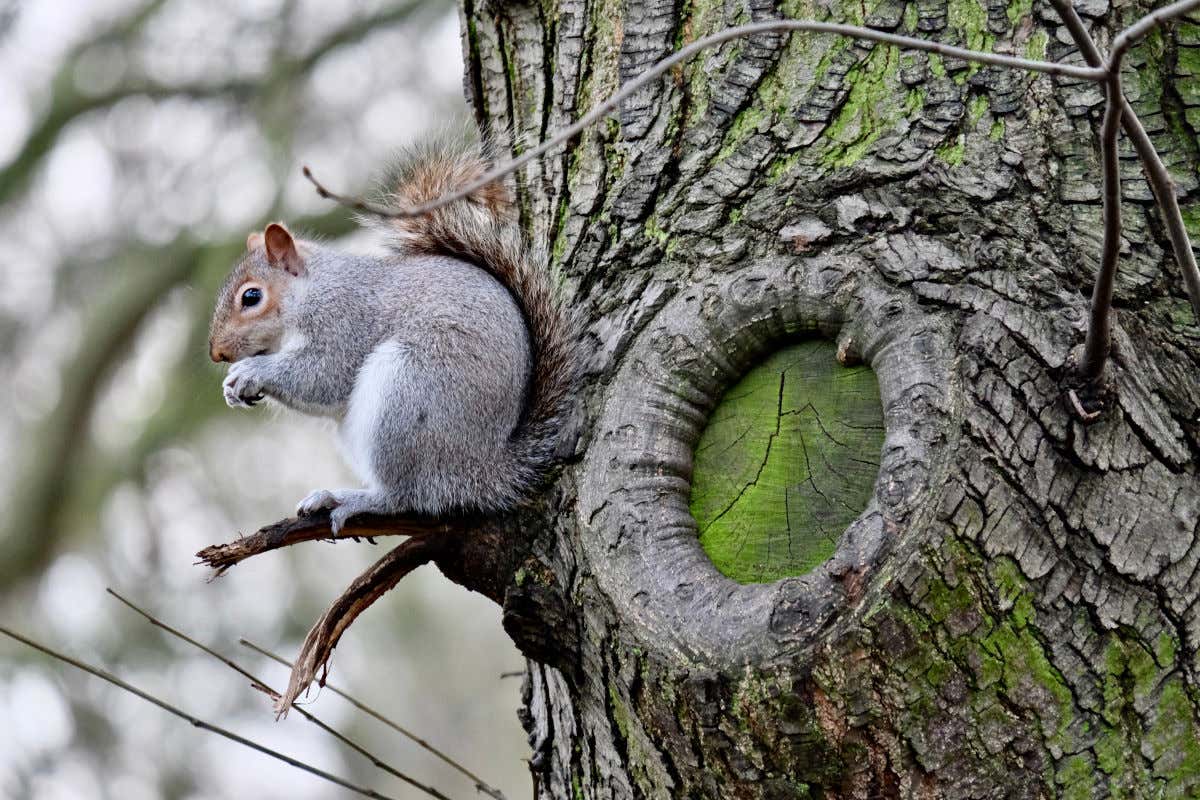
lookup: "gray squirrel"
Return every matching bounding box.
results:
[208,137,575,532]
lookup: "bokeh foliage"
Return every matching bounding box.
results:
[0,3,532,799]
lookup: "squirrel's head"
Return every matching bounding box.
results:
[209,222,306,363]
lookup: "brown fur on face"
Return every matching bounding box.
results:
[208,223,302,363]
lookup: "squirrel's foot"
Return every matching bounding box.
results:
[297,489,339,516]
[297,489,392,535]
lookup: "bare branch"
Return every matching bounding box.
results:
[1051,0,1200,327]
[0,0,175,205]
[2,244,204,587]
[0,624,403,800]
[196,512,459,576]
[1079,72,1126,381]
[293,1,428,74]
[1067,387,1104,421]
[277,536,445,716]
[241,639,507,800]
[1074,0,1200,382]
[303,19,1106,221]
[107,589,461,800]
[3,209,355,588]
[304,4,1200,398]
[0,2,18,44]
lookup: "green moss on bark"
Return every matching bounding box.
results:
[865,537,1200,798]
[1025,30,1049,60]
[821,44,906,167]
[948,0,992,55]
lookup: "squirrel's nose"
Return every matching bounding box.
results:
[210,345,230,363]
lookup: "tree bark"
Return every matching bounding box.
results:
[448,0,1200,796]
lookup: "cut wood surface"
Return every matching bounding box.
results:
[691,340,885,583]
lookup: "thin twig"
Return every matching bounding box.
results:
[301,4,1200,396]
[302,19,1106,220]
[0,624,403,800]
[0,2,426,207]
[196,512,457,575]
[241,639,506,800]
[1067,387,1104,421]
[1077,0,1200,379]
[106,589,461,800]
[1051,0,1200,327]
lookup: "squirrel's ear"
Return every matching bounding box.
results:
[263,223,304,276]
[246,231,264,251]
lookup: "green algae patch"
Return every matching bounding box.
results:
[821,44,904,168]
[949,0,991,55]
[1025,29,1049,61]
[689,340,885,583]
[936,135,966,165]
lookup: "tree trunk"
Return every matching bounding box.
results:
[450,0,1200,796]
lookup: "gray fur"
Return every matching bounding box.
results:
[364,136,579,513]
[225,242,532,526]
[216,137,577,531]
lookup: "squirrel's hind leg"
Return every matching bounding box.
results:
[294,340,410,533]
[296,488,396,534]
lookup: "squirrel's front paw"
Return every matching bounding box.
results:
[222,360,266,409]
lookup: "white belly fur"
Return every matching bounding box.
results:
[339,340,404,488]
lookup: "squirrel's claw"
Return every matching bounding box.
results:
[222,381,250,408]
[297,489,392,535]
[222,360,267,409]
[329,506,353,535]
[297,489,340,517]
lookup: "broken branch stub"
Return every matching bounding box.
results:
[195,512,456,576]
[275,535,448,716]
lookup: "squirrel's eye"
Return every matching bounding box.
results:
[241,287,263,308]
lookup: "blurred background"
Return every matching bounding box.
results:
[0,1,534,798]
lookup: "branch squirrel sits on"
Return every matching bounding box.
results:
[208,136,576,532]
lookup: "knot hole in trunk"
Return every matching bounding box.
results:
[579,256,961,667]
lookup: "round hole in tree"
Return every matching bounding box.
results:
[689,339,886,584]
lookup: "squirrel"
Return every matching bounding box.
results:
[208,135,576,532]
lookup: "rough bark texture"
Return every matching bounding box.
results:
[448,0,1200,796]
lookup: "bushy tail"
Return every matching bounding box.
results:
[366,133,577,512]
